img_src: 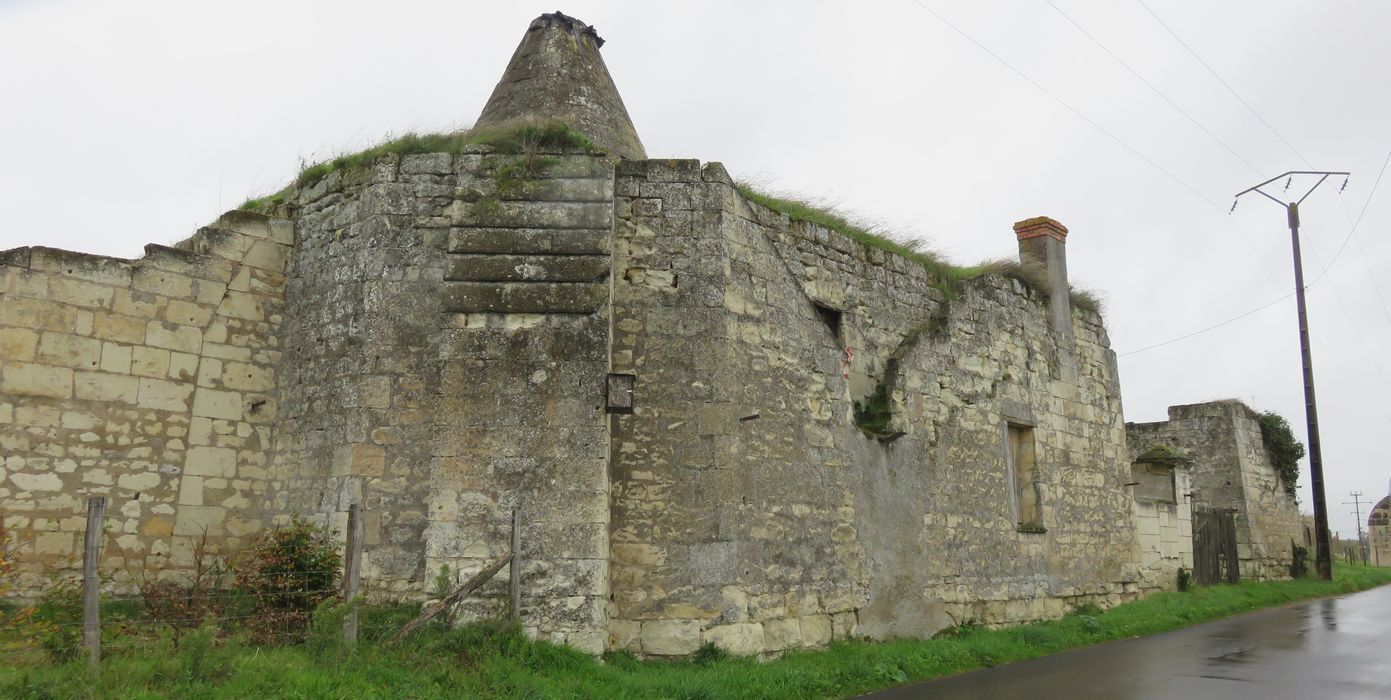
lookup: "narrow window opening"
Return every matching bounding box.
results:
[1007,424,1044,531]
[813,303,842,343]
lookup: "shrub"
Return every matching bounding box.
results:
[853,383,894,437]
[1177,567,1192,592]
[135,531,225,646]
[33,578,83,662]
[305,597,359,661]
[1257,410,1305,500]
[231,517,341,644]
[1291,543,1310,578]
[692,641,728,666]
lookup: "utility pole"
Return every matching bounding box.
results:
[1345,491,1368,564]
[1235,170,1349,581]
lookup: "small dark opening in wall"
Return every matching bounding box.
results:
[813,303,842,342]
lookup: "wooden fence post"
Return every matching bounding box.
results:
[82,496,107,669]
[510,508,521,621]
[343,504,364,644]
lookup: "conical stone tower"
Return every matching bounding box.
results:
[475,11,646,160]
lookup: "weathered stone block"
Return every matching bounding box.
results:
[185,446,236,478]
[130,346,171,378]
[1,363,72,399]
[800,615,832,647]
[145,321,203,354]
[445,254,610,283]
[75,371,139,404]
[99,343,132,374]
[703,622,765,656]
[93,313,148,344]
[178,475,204,506]
[138,378,193,412]
[0,328,38,361]
[174,505,226,536]
[220,362,274,392]
[164,299,214,327]
[36,332,101,369]
[243,241,289,273]
[440,281,607,314]
[401,153,453,175]
[763,618,802,651]
[33,531,73,555]
[640,620,701,656]
[192,388,242,420]
[10,472,64,492]
[48,277,113,309]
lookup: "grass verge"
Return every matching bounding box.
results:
[3,565,1388,700]
[238,122,597,212]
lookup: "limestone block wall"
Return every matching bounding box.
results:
[1130,465,1193,591]
[608,159,1139,656]
[0,212,290,593]
[265,147,612,651]
[1126,401,1303,580]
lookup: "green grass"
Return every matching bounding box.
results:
[238,122,597,212]
[735,184,1104,314]
[4,566,1388,699]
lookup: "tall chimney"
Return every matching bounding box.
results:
[1013,216,1071,337]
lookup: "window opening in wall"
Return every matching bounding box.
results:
[813,303,842,343]
[1006,424,1044,531]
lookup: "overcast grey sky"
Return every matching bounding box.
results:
[2,1,1388,539]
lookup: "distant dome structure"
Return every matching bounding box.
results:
[475,11,646,160]
[1370,496,1391,567]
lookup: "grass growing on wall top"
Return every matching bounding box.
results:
[4,565,1389,699]
[734,183,1105,315]
[239,122,598,212]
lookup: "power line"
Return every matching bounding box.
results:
[1117,293,1291,357]
[1308,149,1391,286]
[906,0,1380,384]
[903,0,1301,360]
[1298,222,1391,394]
[906,0,1226,211]
[1043,0,1263,175]
[1136,0,1312,168]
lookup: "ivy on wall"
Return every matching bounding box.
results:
[1257,410,1305,500]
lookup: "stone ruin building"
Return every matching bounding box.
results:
[1126,401,1304,585]
[0,12,1305,655]
[1369,496,1391,567]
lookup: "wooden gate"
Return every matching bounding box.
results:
[1192,507,1239,585]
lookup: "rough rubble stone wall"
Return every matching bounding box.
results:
[1126,401,1303,580]
[0,213,290,593]
[266,148,612,651]
[266,153,447,594]
[608,158,1139,656]
[875,277,1138,632]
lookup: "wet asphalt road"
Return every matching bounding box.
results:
[859,584,1391,700]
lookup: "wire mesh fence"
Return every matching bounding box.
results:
[0,498,521,669]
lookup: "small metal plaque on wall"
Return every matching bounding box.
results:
[606,373,635,414]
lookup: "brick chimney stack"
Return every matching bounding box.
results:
[1013,216,1072,337]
